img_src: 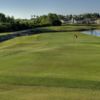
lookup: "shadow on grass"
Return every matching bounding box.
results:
[0,26,93,42]
[80,41,100,45]
[0,75,100,90]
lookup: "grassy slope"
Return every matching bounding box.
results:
[0,31,100,99]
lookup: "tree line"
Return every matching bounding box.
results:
[0,12,100,32]
[0,13,62,32]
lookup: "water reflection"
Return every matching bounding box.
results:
[82,30,100,36]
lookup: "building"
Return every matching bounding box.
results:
[60,19,71,24]
[60,18,98,24]
[95,19,100,24]
[70,18,77,24]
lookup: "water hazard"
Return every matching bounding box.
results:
[82,30,100,36]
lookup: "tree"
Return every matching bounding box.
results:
[0,13,6,22]
[47,13,61,26]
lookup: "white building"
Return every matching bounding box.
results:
[95,19,100,24]
[60,19,71,24]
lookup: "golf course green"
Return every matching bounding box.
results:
[0,26,100,100]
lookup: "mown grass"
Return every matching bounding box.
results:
[37,24,100,32]
[0,30,100,99]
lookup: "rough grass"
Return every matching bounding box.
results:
[0,31,100,99]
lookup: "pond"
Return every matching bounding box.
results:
[82,30,100,36]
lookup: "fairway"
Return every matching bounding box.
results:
[0,31,100,100]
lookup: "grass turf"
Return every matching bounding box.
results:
[0,31,100,99]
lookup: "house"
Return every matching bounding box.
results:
[95,19,100,24]
[71,18,96,24]
[70,18,77,24]
[60,17,97,24]
[60,19,71,24]
[61,18,80,24]
[83,18,95,24]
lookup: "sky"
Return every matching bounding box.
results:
[0,0,100,19]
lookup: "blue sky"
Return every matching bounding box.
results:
[0,0,100,19]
